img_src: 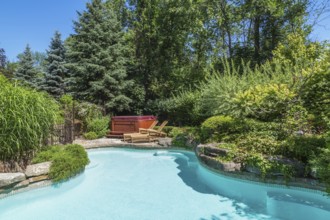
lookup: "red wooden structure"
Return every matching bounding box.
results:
[108,115,157,138]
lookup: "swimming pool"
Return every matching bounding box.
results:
[0,148,329,220]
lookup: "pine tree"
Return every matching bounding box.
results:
[42,31,67,98]
[14,45,39,88]
[0,48,6,69]
[67,0,131,113]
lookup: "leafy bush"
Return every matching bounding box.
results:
[283,136,326,163]
[244,153,295,180]
[75,102,105,131]
[160,89,203,126]
[200,115,245,143]
[83,132,99,140]
[197,59,297,118]
[310,147,330,193]
[32,145,62,163]
[33,144,89,182]
[244,152,274,178]
[200,116,284,143]
[0,75,60,161]
[236,133,281,155]
[86,116,109,138]
[244,119,286,140]
[231,84,296,121]
[161,126,176,135]
[169,127,199,149]
[301,69,330,122]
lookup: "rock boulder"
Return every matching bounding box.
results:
[25,162,51,177]
[0,173,26,188]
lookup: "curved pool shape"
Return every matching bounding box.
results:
[0,148,329,220]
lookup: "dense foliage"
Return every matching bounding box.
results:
[66,0,131,113]
[0,75,59,161]
[32,144,89,182]
[84,116,110,139]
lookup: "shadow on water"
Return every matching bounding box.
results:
[174,156,217,195]
[155,152,274,220]
[199,199,273,220]
[153,151,217,195]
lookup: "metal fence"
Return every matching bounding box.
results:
[46,119,81,146]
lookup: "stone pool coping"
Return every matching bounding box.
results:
[73,137,167,149]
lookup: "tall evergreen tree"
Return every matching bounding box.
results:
[42,31,67,98]
[14,45,39,88]
[67,0,131,113]
[0,48,6,69]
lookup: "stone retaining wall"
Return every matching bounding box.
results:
[0,162,51,197]
[196,143,326,192]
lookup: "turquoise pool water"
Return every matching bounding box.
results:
[0,148,329,220]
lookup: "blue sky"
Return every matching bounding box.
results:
[0,0,89,61]
[0,0,329,61]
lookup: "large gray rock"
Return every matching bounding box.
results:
[0,173,26,188]
[199,154,241,172]
[25,162,51,177]
[157,138,172,148]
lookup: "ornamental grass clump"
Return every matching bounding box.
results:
[0,75,60,161]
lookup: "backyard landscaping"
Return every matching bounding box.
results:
[0,0,330,197]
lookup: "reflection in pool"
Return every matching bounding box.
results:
[0,148,329,220]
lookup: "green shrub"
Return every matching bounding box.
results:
[236,133,281,155]
[310,147,330,193]
[32,146,62,163]
[0,75,60,161]
[200,115,245,143]
[231,83,296,121]
[244,152,274,178]
[75,102,105,131]
[160,89,203,126]
[33,144,89,182]
[161,126,176,135]
[244,119,285,140]
[283,135,326,162]
[197,59,297,118]
[301,68,330,119]
[169,127,199,149]
[83,132,99,140]
[86,116,109,138]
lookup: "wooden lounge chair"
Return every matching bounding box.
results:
[147,120,158,130]
[123,133,152,143]
[139,120,168,137]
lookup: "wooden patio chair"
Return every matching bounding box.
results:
[123,133,153,143]
[139,120,168,137]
